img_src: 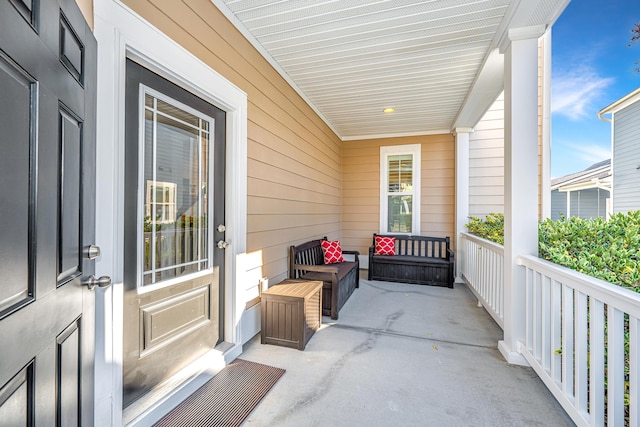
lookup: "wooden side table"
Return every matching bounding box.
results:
[260,279,322,350]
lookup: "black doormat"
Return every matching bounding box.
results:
[154,359,285,427]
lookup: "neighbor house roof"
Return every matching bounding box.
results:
[551,159,612,192]
[598,87,640,121]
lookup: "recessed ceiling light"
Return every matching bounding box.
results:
[383,107,395,113]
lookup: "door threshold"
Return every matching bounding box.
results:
[123,341,242,427]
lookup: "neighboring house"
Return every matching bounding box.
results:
[0,0,571,426]
[550,159,611,220]
[599,88,640,214]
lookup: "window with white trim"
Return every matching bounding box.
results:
[380,144,421,234]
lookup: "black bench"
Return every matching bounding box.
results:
[368,234,454,288]
[289,238,359,320]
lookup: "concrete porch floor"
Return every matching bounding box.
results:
[240,279,575,426]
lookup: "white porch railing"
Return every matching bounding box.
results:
[459,232,504,329]
[517,254,640,427]
[460,232,640,426]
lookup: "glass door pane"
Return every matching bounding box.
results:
[142,92,212,286]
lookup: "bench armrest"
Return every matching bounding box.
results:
[447,248,455,261]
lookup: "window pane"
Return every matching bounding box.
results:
[388,154,413,193]
[142,94,211,286]
[157,98,200,128]
[388,195,412,233]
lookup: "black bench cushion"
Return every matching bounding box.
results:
[371,254,449,265]
[299,261,358,283]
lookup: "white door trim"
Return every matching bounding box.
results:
[94,1,248,424]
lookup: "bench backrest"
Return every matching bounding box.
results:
[288,237,326,279]
[372,234,451,259]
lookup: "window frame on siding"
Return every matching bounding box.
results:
[380,144,421,235]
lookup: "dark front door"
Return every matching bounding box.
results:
[0,0,99,425]
[123,60,226,407]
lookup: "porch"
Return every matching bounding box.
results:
[240,278,573,426]
[88,1,604,426]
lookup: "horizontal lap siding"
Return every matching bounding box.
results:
[342,135,455,255]
[613,101,640,214]
[469,93,504,218]
[124,0,342,283]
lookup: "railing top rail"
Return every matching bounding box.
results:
[518,254,640,317]
[459,232,504,255]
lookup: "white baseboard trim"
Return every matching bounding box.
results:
[240,303,261,344]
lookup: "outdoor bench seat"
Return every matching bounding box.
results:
[368,234,454,288]
[289,237,359,320]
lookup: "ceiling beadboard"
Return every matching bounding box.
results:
[216,0,562,140]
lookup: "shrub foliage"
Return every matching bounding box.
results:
[466,213,504,245]
[466,211,640,292]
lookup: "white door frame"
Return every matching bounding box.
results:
[93,1,248,424]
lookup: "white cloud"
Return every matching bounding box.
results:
[567,142,611,164]
[551,140,611,179]
[552,67,615,120]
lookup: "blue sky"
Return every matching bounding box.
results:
[551,0,640,178]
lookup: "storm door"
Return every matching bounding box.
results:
[123,60,226,407]
[0,0,100,424]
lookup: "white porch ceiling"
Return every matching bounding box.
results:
[214,0,569,140]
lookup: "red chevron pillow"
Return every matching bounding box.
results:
[321,240,345,264]
[374,236,396,255]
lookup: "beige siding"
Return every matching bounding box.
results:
[124,0,343,284]
[469,93,505,217]
[75,0,93,29]
[342,135,455,255]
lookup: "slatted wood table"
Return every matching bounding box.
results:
[260,279,322,350]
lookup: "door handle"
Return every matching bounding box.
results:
[217,240,229,249]
[83,275,112,291]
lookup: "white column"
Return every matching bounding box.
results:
[499,26,545,365]
[454,128,471,281]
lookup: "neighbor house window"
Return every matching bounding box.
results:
[146,181,177,224]
[380,145,421,234]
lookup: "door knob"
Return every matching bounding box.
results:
[217,240,229,249]
[83,275,112,290]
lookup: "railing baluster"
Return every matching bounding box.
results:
[526,267,532,349]
[527,269,542,360]
[542,274,551,372]
[607,306,625,427]
[575,291,588,415]
[550,279,561,383]
[562,284,574,400]
[590,299,605,426]
[630,315,639,427]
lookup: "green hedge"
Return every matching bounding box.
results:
[466,213,504,245]
[466,211,640,292]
